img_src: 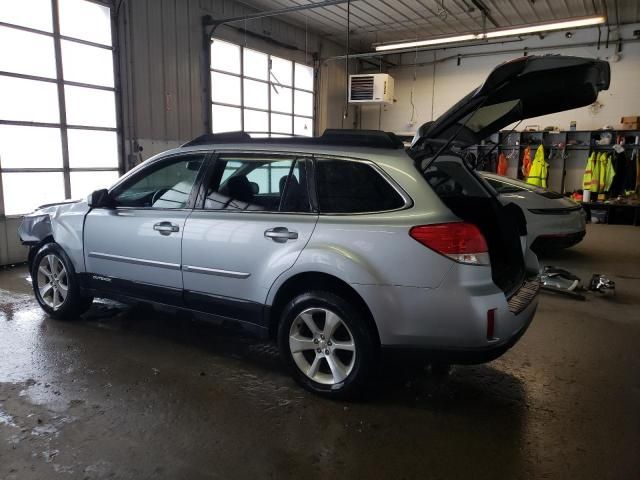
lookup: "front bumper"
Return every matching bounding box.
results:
[531,229,586,251]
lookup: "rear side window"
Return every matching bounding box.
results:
[315,159,405,213]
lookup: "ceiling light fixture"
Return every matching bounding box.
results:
[374,16,606,52]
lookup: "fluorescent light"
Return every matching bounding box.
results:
[374,16,606,52]
[485,16,606,38]
[375,34,478,52]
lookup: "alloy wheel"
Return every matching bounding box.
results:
[36,254,68,310]
[289,307,356,385]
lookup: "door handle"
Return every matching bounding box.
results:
[264,227,298,243]
[153,222,180,236]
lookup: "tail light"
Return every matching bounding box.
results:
[409,223,490,265]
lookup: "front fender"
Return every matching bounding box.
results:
[19,201,89,273]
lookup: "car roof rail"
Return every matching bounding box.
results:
[181,129,404,149]
[182,131,251,147]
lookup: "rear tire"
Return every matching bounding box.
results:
[31,243,93,320]
[277,290,376,400]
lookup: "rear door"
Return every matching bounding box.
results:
[181,152,317,326]
[83,153,207,303]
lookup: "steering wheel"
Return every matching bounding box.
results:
[151,188,169,206]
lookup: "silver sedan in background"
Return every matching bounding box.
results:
[480,172,587,252]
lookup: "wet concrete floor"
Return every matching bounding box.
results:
[0,224,639,479]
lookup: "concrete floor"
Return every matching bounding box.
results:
[0,224,639,479]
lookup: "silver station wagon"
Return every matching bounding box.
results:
[19,55,610,398]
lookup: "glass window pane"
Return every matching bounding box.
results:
[244,109,268,133]
[316,160,405,213]
[204,156,308,212]
[271,86,292,114]
[59,0,112,46]
[0,76,59,123]
[61,40,114,87]
[295,63,314,91]
[270,56,292,86]
[2,172,65,215]
[244,49,268,80]
[68,129,118,168]
[270,113,292,134]
[113,156,204,208]
[0,125,62,168]
[294,116,313,137]
[294,90,313,117]
[0,0,52,32]
[70,170,119,199]
[0,27,56,78]
[211,39,240,74]
[212,104,241,133]
[243,79,268,110]
[64,85,116,128]
[211,71,240,105]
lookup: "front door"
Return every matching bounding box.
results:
[181,153,317,325]
[83,153,206,303]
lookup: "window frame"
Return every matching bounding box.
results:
[0,0,122,217]
[208,38,315,138]
[196,151,316,215]
[107,152,210,212]
[312,155,413,216]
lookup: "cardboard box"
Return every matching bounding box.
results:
[620,116,640,130]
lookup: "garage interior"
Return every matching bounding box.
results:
[1,0,639,478]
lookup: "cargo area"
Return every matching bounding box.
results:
[420,156,526,295]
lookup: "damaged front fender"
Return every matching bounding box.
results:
[17,214,53,245]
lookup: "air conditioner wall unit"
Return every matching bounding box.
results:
[348,73,394,104]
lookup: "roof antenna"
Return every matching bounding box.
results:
[343,0,351,121]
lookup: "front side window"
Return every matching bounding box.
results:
[316,160,405,214]
[112,155,204,209]
[203,156,310,213]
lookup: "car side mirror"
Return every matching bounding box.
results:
[87,189,113,208]
[250,181,259,194]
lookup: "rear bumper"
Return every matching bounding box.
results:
[352,266,539,364]
[381,298,536,364]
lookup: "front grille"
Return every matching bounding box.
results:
[528,205,583,215]
[507,279,540,314]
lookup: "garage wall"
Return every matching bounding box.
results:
[359,24,640,134]
[117,0,351,168]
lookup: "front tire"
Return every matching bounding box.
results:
[31,243,93,320]
[277,291,376,399]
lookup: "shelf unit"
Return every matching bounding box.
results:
[471,129,640,194]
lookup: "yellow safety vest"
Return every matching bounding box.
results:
[596,152,616,200]
[526,145,548,188]
[583,152,597,193]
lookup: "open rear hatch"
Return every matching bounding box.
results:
[409,55,610,295]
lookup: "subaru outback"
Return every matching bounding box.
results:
[19,55,610,398]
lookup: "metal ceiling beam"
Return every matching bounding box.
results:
[203,0,358,27]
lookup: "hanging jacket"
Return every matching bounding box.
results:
[497,153,508,176]
[597,152,615,193]
[526,145,548,188]
[583,151,599,193]
[521,146,532,178]
[609,148,629,197]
